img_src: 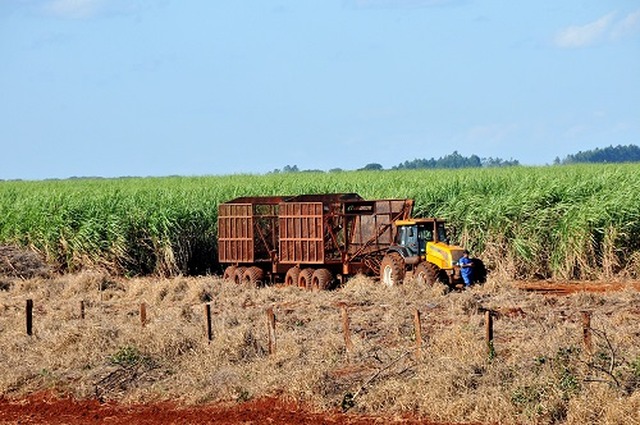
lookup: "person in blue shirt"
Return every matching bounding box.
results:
[458,250,474,288]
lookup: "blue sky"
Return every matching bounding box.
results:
[1,1,639,180]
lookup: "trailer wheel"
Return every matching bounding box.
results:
[284,267,300,286]
[380,253,404,287]
[243,266,264,287]
[298,268,314,290]
[415,262,439,286]
[223,266,237,281]
[311,268,333,291]
[233,267,247,285]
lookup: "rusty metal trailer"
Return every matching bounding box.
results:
[218,193,413,288]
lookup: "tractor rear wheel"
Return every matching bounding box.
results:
[311,268,333,291]
[298,268,314,290]
[284,267,300,286]
[223,266,236,281]
[415,262,439,286]
[243,266,264,287]
[380,253,405,287]
[233,267,247,285]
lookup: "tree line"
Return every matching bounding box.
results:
[390,151,519,170]
[555,144,640,165]
[270,144,639,174]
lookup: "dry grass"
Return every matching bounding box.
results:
[0,273,638,424]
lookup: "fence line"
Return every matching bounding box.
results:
[12,299,610,363]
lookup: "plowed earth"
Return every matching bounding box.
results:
[0,393,456,425]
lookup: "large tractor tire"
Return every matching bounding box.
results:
[472,258,487,284]
[311,268,333,291]
[284,267,300,287]
[379,253,405,287]
[415,262,439,286]
[233,267,247,285]
[223,266,237,281]
[298,268,314,290]
[242,266,264,287]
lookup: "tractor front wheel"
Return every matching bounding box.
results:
[379,253,405,287]
[415,262,439,286]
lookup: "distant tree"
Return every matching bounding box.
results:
[282,164,300,173]
[267,164,300,174]
[328,168,344,173]
[561,144,640,164]
[437,151,481,168]
[481,157,520,167]
[359,163,384,171]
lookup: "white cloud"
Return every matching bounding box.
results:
[554,9,640,48]
[7,0,160,20]
[611,9,640,39]
[554,12,614,48]
[44,0,105,19]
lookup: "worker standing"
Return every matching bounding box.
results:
[459,250,474,288]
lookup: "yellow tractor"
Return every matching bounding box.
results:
[379,218,480,287]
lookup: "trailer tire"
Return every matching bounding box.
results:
[311,268,333,291]
[380,253,405,287]
[415,262,439,286]
[233,267,247,285]
[243,266,264,287]
[223,266,237,281]
[285,267,300,287]
[298,268,314,290]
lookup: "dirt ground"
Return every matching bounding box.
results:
[0,392,462,425]
[515,280,640,295]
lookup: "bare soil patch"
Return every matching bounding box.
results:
[0,392,456,425]
[515,280,640,295]
[0,245,50,281]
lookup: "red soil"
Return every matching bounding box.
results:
[0,393,460,425]
[515,280,640,295]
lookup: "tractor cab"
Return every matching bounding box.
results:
[394,219,449,258]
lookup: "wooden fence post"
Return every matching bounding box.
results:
[80,300,85,320]
[204,304,212,343]
[485,310,494,358]
[140,302,147,327]
[26,299,33,336]
[581,311,592,353]
[266,306,276,355]
[341,304,353,356]
[414,309,423,360]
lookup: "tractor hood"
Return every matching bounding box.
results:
[426,242,465,270]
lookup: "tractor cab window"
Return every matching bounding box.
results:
[436,222,448,243]
[417,224,433,254]
[397,225,419,256]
